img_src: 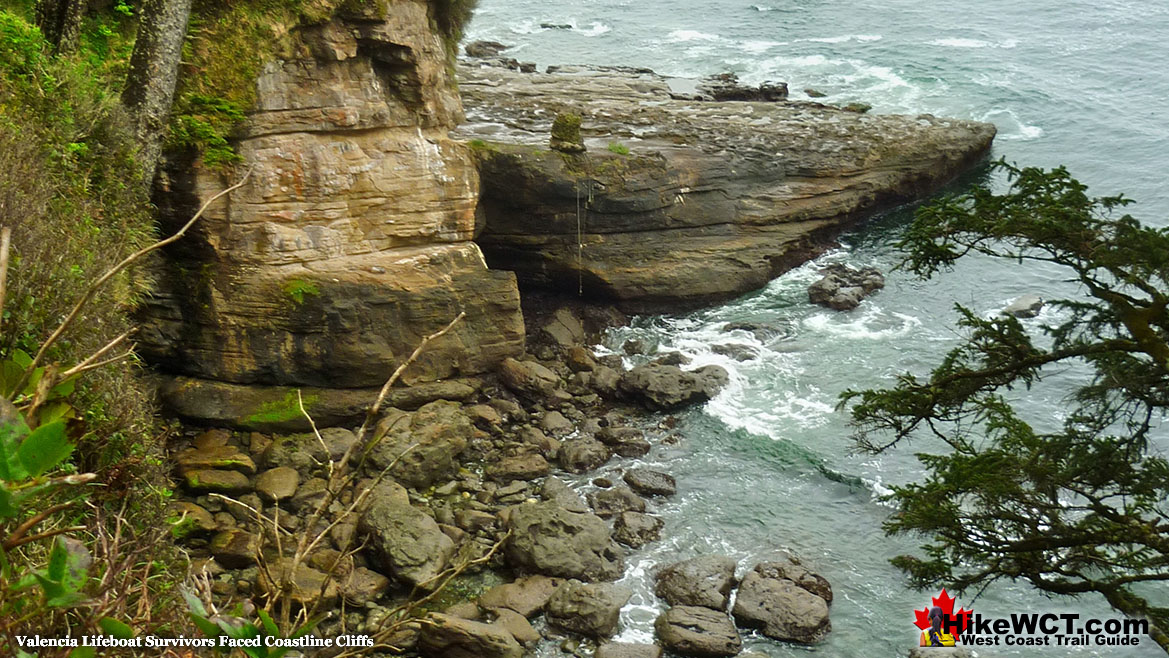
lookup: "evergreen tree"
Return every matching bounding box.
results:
[843,162,1169,653]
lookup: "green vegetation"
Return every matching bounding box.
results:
[843,162,1169,652]
[551,111,583,143]
[243,391,319,427]
[607,141,630,155]
[282,278,321,305]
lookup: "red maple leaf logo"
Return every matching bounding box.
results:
[913,588,972,634]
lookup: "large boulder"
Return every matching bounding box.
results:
[367,401,472,488]
[419,613,524,658]
[623,468,676,497]
[359,482,454,587]
[619,364,728,410]
[498,358,563,401]
[557,438,612,473]
[654,556,738,611]
[613,511,664,548]
[731,570,830,644]
[478,575,563,618]
[655,606,742,657]
[545,579,633,638]
[588,486,647,518]
[751,559,833,605]
[504,502,624,581]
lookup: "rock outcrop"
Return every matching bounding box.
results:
[139,1,525,426]
[455,62,995,311]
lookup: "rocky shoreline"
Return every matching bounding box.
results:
[169,304,835,657]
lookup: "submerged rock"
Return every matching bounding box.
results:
[1004,294,1044,318]
[807,264,885,310]
[596,643,664,658]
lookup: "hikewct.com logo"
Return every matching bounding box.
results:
[914,589,1148,648]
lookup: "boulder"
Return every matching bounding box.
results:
[711,343,755,362]
[655,606,742,657]
[341,566,390,606]
[566,346,598,372]
[209,529,259,569]
[183,469,251,495]
[751,559,833,605]
[807,264,885,311]
[478,575,563,617]
[505,502,624,581]
[619,364,729,410]
[490,608,540,645]
[258,558,339,608]
[590,365,622,398]
[465,40,510,58]
[613,511,664,548]
[623,468,676,497]
[368,401,472,488]
[540,476,588,513]
[597,427,651,458]
[541,307,587,349]
[176,445,256,475]
[359,484,455,587]
[558,438,612,473]
[487,453,551,482]
[732,571,830,644]
[499,358,563,401]
[540,410,574,435]
[695,72,788,102]
[419,613,524,658]
[588,486,647,518]
[254,466,299,502]
[546,579,633,638]
[597,643,664,658]
[158,377,480,432]
[654,556,738,611]
[1004,294,1044,318]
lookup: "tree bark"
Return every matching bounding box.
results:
[35,0,86,54]
[121,0,193,193]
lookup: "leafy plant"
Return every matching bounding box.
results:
[607,142,630,155]
[282,278,320,305]
[184,584,319,658]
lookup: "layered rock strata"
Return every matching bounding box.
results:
[138,1,525,422]
[455,61,997,311]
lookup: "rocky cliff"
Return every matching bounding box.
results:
[139,1,526,425]
[456,62,997,311]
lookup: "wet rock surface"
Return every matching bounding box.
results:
[655,605,743,657]
[807,264,886,310]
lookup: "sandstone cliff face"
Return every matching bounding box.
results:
[139,2,525,418]
[456,63,997,311]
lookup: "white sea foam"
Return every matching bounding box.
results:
[575,22,611,37]
[929,37,1018,49]
[979,107,1044,141]
[667,29,720,42]
[739,39,786,54]
[802,306,923,341]
[750,4,776,10]
[804,34,884,44]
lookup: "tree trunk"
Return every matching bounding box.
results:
[35,0,86,54]
[121,0,193,193]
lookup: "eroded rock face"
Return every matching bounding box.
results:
[456,62,995,312]
[731,570,830,644]
[139,1,525,424]
[655,556,738,611]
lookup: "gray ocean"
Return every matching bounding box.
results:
[462,1,1169,656]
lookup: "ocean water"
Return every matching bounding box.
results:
[462,2,1169,656]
